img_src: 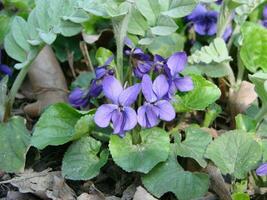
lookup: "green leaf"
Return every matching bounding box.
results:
[0,13,12,45]
[176,127,212,167]
[189,38,232,64]
[235,114,257,132]
[109,128,170,173]
[31,103,94,149]
[257,117,267,137]
[95,47,114,66]
[261,139,267,162]
[161,0,196,18]
[128,8,148,36]
[205,130,262,179]
[172,75,221,112]
[70,72,95,90]
[62,136,109,180]
[148,33,185,58]
[232,193,250,200]
[150,15,178,36]
[0,117,30,173]
[241,22,267,72]
[249,72,267,103]
[135,0,161,26]
[142,146,209,200]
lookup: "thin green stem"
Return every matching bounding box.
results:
[216,2,232,38]
[236,50,244,87]
[223,62,235,87]
[112,7,132,83]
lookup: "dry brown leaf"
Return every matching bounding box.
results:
[24,46,68,118]
[1,169,75,200]
[77,193,104,200]
[229,81,257,116]
[133,187,157,200]
[6,191,39,200]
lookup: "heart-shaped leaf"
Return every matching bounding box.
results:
[0,117,30,172]
[62,136,109,180]
[31,103,94,149]
[205,130,261,179]
[176,126,212,167]
[172,75,221,112]
[109,128,170,173]
[142,146,209,200]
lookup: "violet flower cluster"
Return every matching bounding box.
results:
[187,3,232,41]
[68,56,114,108]
[91,43,193,136]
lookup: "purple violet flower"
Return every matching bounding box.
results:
[256,163,267,176]
[94,75,141,136]
[125,38,152,79]
[68,87,89,108]
[165,52,194,97]
[187,4,218,36]
[69,56,114,108]
[137,74,175,128]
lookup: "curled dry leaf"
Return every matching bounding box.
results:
[229,81,257,117]
[133,186,158,200]
[24,46,68,118]
[6,191,39,200]
[1,169,75,200]
[77,193,104,200]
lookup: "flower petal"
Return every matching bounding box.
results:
[137,104,159,128]
[102,75,123,104]
[0,64,13,76]
[256,163,267,176]
[142,74,157,103]
[68,88,89,108]
[187,4,207,22]
[123,107,137,131]
[119,83,141,106]
[155,100,175,121]
[167,52,187,76]
[174,76,194,92]
[111,109,124,134]
[153,74,169,99]
[94,104,118,128]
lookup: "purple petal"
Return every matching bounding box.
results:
[124,37,134,49]
[119,83,141,106]
[167,52,187,76]
[194,23,207,36]
[137,104,159,128]
[111,109,124,134]
[142,74,157,103]
[123,107,137,131]
[134,61,152,78]
[89,79,102,97]
[263,5,267,19]
[94,104,118,128]
[174,76,194,92]
[102,75,123,104]
[222,26,232,42]
[0,64,13,76]
[95,66,107,79]
[207,21,217,36]
[187,4,207,22]
[153,74,169,99]
[155,100,175,121]
[256,163,267,176]
[104,55,114,66]
[68,88,89,108]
